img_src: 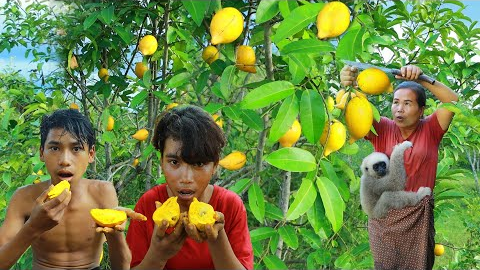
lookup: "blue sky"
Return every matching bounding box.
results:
[1,1,479,78]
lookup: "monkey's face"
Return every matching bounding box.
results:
[361,152,390,179]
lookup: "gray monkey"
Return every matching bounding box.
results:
[360,141,431,219]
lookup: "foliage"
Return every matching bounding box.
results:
[0,0,479,269]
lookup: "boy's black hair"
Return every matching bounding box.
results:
[394,81,427,108]
[40,109,96,150]
[152,105,226,164]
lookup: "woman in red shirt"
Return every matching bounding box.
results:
[341,64,458,269]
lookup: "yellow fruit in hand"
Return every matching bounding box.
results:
[138,35,158,56]
[152,196,180,227]
[106,116,114,131]
[132,128,149,141]
[434,244,445,256]
[70,103,79,110]
[47,180,70,199]
[316,1,351,39]
[202,46,220,64]
[357,68,391,95]
[278,119,302,147]
[212,114,223,128]
[188,197,216,232]
[210,7,244,45]
[235,45,256,73]
[345,96,373,144]
[326,96,335,112]
[134,62,148,79]
[320,120,346,157]
[166,103,179,110]
[98,68,109,82]
[219,151,246,171]
[132,158,139,167]
[90,208,127,228]
[69,55,78,69]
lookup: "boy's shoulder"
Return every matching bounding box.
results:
[85,179,115,194]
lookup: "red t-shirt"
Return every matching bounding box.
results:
[126,184,254,269]
[365,113,446,191]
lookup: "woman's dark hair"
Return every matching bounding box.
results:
[152,105,226,164]
[40,109,96,150]
[394,81,426,108]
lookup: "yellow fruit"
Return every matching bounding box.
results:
[34,179,41,184]
[434,244,445,256]
[152,197,180,227]
[69,55,78,69]
[47,180,70,199]
[316,1,351,39]
[210,7,244,45]
[235,45,256,73]
[387,82,394,93]
[166,103,179,110]
[98,68,109,82]
[278,119,302,147]
[202,46,220,64]
[99,249,103,264]
[335,89,346,104]
[345,96,373,144]
[70,103,79,110]
[188,197,216,232]
[132,128,149,141]
[37,170,44,175]
[212,114,223,128]
[90,208,127,228]
[357,68,391,95]
[326,96,335,112]
[335,91,356,110]
[134,62,148,79]
[320,120,346,157]
[106,116,114,131]
[219,151,246,171]
[138,35,158,56]
[132,158,139,167]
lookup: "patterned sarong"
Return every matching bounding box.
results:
[368,196,435,270]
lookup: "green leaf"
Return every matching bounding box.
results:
[256,0,280,24]
[228,178,251,194]
[102,131,115,143]
[100,5,114,25]
[182,0,210,26]
[265,203,284,220]
[435,190,468,201]
[194,70,210,94]
[278,0,298,18]
[278,225,299,249]
[83,12,99,30]
[281,39,335,55]
[336,27,366,60]
[265,147,316,172]
[307,196,332,239]
[167,72,190,88]
[152,91,173,104]
[250,227,276,242]
[300,89,325,144]
[241,81,295,110]
[268,94,299,143]
[114,26,134,44]
[3,172,12,187]
[264,255,288,270]
[288,54,307,84]
[220,65,236,100]
[273,3,324,43]
[248,182,265,223]
[240,110,264,131]
[316,176,345,233]
[130,90,148,108]
[320,160,349,202]
[286,178,317,220]
[223,104,242,121]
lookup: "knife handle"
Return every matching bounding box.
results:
[391,69,436,85]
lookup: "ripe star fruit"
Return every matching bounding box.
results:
[278,119,302,147]
[152,196,181,228]
[188,197,216,232]
[132,158,139,167]
[47,180,70,199]
[90,209,127,228]
[134,62,148,79]
[357,68,391,95]
[202,46,220,64]
[345,96,373,144]
[320,120,346,157]
[70,103,79,110]
[138,35,158,56]
[132,128,149,141]
[218,151,246,171]
[434,244,445,256]
[316,1,351,39]
[235,45,256,73]
[326,96,335,112]
[98,68,109,82]
[106,116,114,131]
[210,7,244,45]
